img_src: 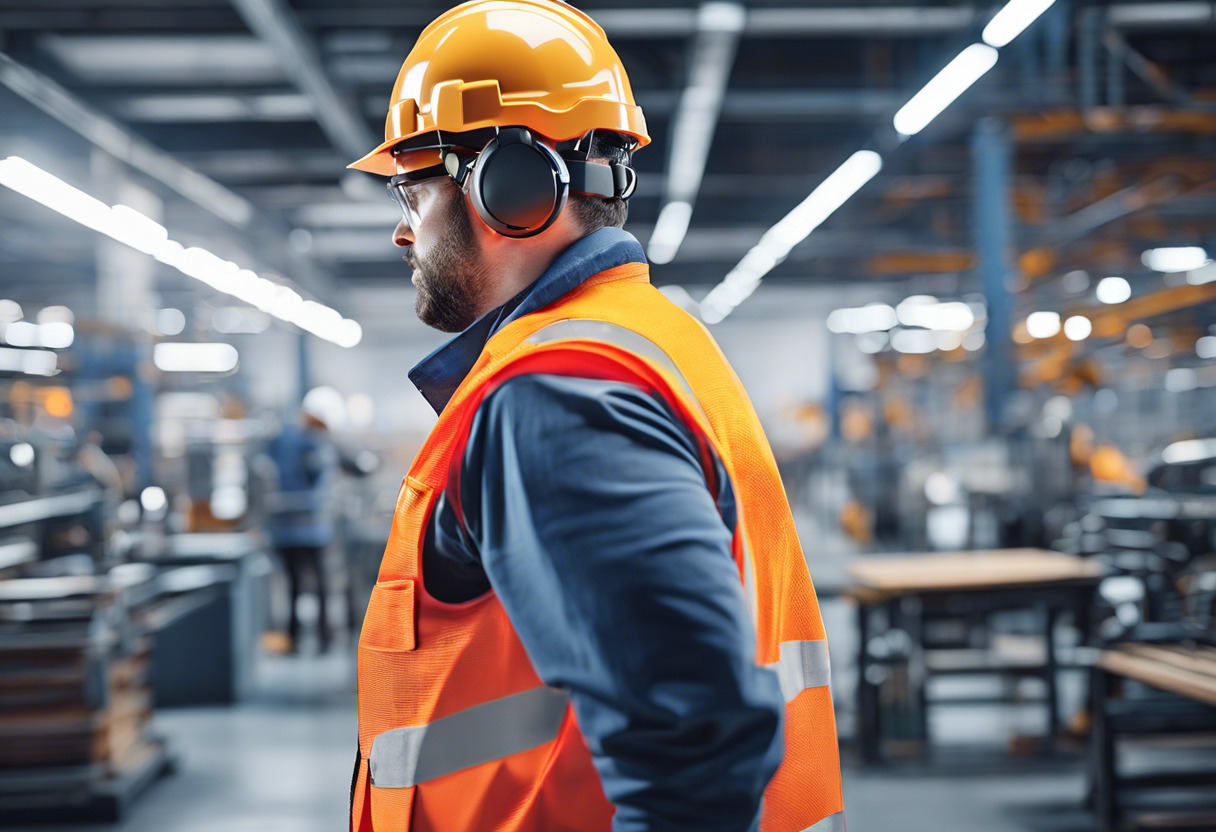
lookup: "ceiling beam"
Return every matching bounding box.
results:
[649,2,746,264]
[228,0,378,161]
[0,48,254,228]
[294,5,979,36]
[0,7,245,33]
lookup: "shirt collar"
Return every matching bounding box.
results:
[408,227,647,414]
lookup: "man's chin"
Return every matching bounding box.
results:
[413,292,464,334]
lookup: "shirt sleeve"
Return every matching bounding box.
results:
[455,372,784,832]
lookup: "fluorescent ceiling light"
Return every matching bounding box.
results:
[1165,368,1198,393]
[0,155,113,232]
[1197,335,1216,360]
[699,0,746,32]
[936,331,963,351]
[1063,315,1092,341]
[0,301,22,323]
[39,322,75,349]
[1108,2,1213,27]
[0,156,362,348]
[1189,262,1216,285]
[108,204,169,255]
[1141,246,1210,273]
[0,347,57,376]
[760,150,883,252]
[890,328,937,354]
[857,331,889,354]
[1095,276,1131,304]
[1026,311,1061,339]
[701,150,882,323]
[3,321,39,347]
[334,319,363,349]
[37,306,74,325]
[651,2,744,264]
[1162,438,1216,464]
[153,342,239,373]
[893,43,999,136]
[827,303,897,334]
[157,308,187,336]
[896,297,974,331]
[648,201,694,264]
[23,350,58,376]
[982,0,1058,48]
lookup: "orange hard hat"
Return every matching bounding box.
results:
[349,0,650,176]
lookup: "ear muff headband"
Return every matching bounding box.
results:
[442,127,640,238]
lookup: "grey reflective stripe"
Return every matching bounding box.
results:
[530,318,763,629]
[801,811,847,832]
[369,686,568,789]
[767,639,831,702]
[529,321,831,704]
[526,319,707,419]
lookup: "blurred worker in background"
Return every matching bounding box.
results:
[264,388,339,654]
[346,2,844,831]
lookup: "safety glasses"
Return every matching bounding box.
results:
[385,145,482,227]
[386,162,450,228]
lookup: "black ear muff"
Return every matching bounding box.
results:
[467,127,570,238]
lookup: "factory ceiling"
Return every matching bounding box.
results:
[1,0,1215,322]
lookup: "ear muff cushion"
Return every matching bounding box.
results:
[476,142,561,230]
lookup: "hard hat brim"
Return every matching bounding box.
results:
[349,100,650,178]
[347,139,401,176]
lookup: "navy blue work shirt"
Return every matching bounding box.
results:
[409,228,784,831]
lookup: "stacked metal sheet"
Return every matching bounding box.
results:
[0,567,171,821]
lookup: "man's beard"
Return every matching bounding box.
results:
[411,193,490,333]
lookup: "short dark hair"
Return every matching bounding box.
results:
[565,131,633,233]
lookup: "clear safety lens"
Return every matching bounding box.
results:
[387,180,425,229]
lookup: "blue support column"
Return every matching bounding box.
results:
[1043,0,1071,104]
[1078,7,1102,110]
[130,340,155,488]
[296,331,310,410]
[972,118,1017,434]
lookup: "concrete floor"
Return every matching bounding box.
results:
[11,511,1207,832]
[8,648,1112,832]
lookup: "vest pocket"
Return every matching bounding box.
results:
[362,579,417,651]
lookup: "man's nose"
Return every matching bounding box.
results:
[392,219,413,248]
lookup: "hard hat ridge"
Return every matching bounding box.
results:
[349,0,649,176]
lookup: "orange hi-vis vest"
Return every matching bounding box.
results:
[353,262,845,832]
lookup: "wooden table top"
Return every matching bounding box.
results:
[845,548,1106,598]
[1098,643,1216,708]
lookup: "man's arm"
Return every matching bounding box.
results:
[455,372,784,832]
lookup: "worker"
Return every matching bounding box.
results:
[264,390,339,653]
[346,2,844,830]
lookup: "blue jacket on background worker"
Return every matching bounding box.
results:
[264,414,336,549]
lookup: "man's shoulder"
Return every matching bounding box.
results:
[478,371,675,427]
